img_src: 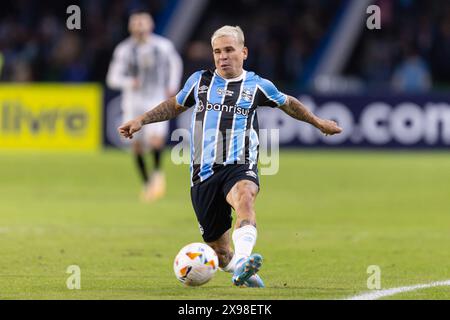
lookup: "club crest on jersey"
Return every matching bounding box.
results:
[217,87,234,97]
[241,88,253,102]
[198,85,209,94]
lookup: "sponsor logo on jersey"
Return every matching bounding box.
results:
[195,101,250,116]
[198,85,209,94]
[196,101,205,112]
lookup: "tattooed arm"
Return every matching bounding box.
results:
[139,97,186,125]
[280,95,342,135]
[118,97,187,139]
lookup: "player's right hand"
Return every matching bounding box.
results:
[317,119,343,136]
[118,119,142,139]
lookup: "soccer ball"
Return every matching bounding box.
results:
[173,242,219,286]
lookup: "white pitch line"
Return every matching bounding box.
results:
[346,280,450,300]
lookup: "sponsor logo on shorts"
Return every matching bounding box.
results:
[245,170,257,179]
[198,223,204,235]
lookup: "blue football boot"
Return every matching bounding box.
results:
[232,253,263,287]
[244,274,265,288]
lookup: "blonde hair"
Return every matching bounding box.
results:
[211,25,245,47]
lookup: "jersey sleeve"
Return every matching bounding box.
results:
[176,71,203,108]
[165,42,183,95]
[257,78,288,108]
[106,44,134,90]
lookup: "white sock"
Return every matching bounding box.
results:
[232,225,257,265]
[222,254,240,273]
[221,225,258,273]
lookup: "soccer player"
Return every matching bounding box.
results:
[107,11,183,201]
[118,26,342,287]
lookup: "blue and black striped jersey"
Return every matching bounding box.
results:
[176,69,287,186]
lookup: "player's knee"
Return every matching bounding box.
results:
[132,142,144,154]
[149,136,166,149]
[236,190,256,213]
[240,183,258,202]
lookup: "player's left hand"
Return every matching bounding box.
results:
[317,119,343,136]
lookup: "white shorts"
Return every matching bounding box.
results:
[122,99,169,141]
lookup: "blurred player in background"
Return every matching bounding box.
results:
[118,26,342,287]
[107,11,183,202]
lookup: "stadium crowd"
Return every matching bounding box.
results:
[0,0,449,92]
[347,0,450,92]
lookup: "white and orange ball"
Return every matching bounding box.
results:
[173,242,219,286]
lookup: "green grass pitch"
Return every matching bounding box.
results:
[0,150,449,300]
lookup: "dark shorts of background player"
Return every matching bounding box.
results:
[190,164,259,243]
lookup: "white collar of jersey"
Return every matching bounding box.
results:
[214,69,246,82]
[131,34,152,45]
